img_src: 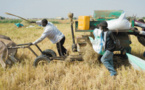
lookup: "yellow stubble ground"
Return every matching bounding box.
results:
[0,23,145,90]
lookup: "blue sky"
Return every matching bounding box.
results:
[0,0,145,18]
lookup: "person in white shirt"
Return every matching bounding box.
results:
[31,19,67,56]
[131,27,145,35]
[132,19,145,35]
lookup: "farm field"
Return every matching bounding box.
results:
[0,22,145,90]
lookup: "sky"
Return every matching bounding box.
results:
[0,0,145,19]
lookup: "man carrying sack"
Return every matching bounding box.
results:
[99,21,118,76]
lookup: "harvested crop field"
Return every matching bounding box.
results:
[0,23,145,90]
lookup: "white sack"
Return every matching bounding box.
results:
[107,13,131,30]
[89,29,105,55]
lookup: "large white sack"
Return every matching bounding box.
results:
[107,13,131,30]
[89,29,105,55]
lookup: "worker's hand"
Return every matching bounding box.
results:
[130,27,135,30]
[30,21,36,23]
[122,49,126,55]
[130,27,139,33]
[29,42,33,45]
[115,29,119,34]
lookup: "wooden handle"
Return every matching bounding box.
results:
[5,12,30,22]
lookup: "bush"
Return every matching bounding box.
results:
[50,21,60,24]
[142,17,145,20]
[0,16,5,20]
[0,19,22,23]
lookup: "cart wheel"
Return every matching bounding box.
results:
[42,49,56,60]
[33,55,50,67]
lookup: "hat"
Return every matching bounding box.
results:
[99,21,108,30]
[99,21,108,27]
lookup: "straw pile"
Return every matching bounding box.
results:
[81,38,101,64]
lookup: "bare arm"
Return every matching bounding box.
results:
[30,20,42,26]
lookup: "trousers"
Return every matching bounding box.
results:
[101,50,117,76]
[56,37,67,56]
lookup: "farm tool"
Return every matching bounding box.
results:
[5,12,30,22]
[9,43,83,67]
[0,35,18,68]
[73,10,145,56]
[5,12,83,67]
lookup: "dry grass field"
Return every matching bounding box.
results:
[0,22,145,90]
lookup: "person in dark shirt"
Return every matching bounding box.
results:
[99,21,117,76]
